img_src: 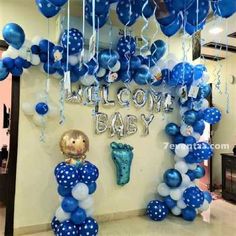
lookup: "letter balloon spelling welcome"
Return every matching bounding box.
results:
[52,130,99,236]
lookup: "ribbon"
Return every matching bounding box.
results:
[140,0,149,57]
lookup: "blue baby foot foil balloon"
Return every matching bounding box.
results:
[36,0,61,18]
[110,142,134,186]
[3,23,25,49]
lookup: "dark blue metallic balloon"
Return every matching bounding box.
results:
[211,0,236,18]
[194,165,205,179]
[57,185,71,197]
[43,62,56,74]
[193,120,205,135]
[3,23,25,49]
[164,196,177,209]
[39,39,55,54]
[61,197,78,213]
[0,60,9,81]
[164,169,182,188]
[130,56,142,70]
[185,136,196,145]
[182,207,196,221]
[184,153,196,164]
[203,107,221,125]
[183,186,204,208]
[198,83,211,98]
[173,135,185,144]
[71,207,87,225]
[183,110,197,125]
[160,13,183,37]
[203,191,212,203]
[156,12,177,26]
[165,123,180,136]
[185,20,206,35]
[186,0,209,26]
[11,66,23,77]
[134,66,152,85]
[36,0,61,18]
[119,70,132,83]
[147,200,169,221]
[2,57,15,70]
[14,57,25,69]
[88,182,97,194]
[35,102,49,115]
[98,49,119,69]
[132,0,155,18]
[186,170,196,181]
[150,40,167,62]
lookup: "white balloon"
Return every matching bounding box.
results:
[165,59,178,70]
[192,132,201,141]
[180,124,193,137]
[22,39,33,48]
[52,72,63,79]
[175,161,189,174]
[110,61,121,72]
[31,54,41,65]
[32,36,43,45]
[22,102,34,116]
[202,72,210,83]
[157,183,170,197]
[97,68,106,77]
[175,144,189,158]
[2,51,10,58]
[7,47,19,59]
[199,199,209,211]
[156,58,166,70]
[174,155,183,162]
[48,105,58,118]
[79,196,94,210]
[177,199,187,209]
[201,99,209,109]
[171,206,181,216]
[188,163,197,170]
[69,55,80,66]
[86,208,94,217]
[179,106,189,116]
[72,183,89,201]
[181,174,191,186]
[18,47,28,59]
[33,114,47,127]
[55,207,70,223]
[170,188,182,201]
[80,75,96,86]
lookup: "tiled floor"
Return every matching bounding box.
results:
[0,206,6,235]
[2,199,236,236]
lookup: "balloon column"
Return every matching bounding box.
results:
[146,64,221,221]
[52,130,99,235]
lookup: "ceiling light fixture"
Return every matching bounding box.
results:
[209,27,224,35]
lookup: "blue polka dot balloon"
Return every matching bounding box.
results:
[61,28,84,55]
[203,107,222,125]
[36,0,61,18]
[172,62,194,85]
[193,142,213,162]
[51,217,60,234]
[54,162,67,176]
[78,217,99,236]
[56,220,78,236]
[146,200,169,221]
[183,186,204,208]
[56,164,80,188]
[78,161,99,185]
[117,36,136,57]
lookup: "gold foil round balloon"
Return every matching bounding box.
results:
[60,130,89,164]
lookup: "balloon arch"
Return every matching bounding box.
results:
[0,0,235,235]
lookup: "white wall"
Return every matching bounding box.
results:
[0,0,192,230]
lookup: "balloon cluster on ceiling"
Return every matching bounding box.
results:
[147,71,222,221]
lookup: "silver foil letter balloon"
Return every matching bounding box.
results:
[110,112,125,139]
[133,89,147,108]
[95,112,108,134]
[141,114,155,136]
[125,115,138,136]
[117,87,131,107]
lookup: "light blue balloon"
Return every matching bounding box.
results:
[0,60,9,81]
[3,23,25,49]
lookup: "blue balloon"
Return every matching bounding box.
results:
[164,169,182,188]
[172,62,194,85]
[134,66,152,85]
[185,20,206,35]
[57,185,71,197]
[70,67,81,83]
[185,136,196,145]
[51,217,60,234]
[193,120,205,135]
[56,220,78,236]
[183,186,204,208]
[120,56,129,71]
[88,182,97,194]
[86,0,110,16]
[165,123,180,136]
[22,60,32,69]
[0,60,9,81]
[132,0,155,18]
[186,170,196,181]
[203,107,221,125]
[116,1,139,26]
[31,45,40,55]
[43,62,56,74]
[2,57,15,70]
[164,196,177,209]
[117,35,136,57]
[156,12,177,26]
[87,58,99,75]
[98,49,119,69]
[54,162,67,176]
[130,56,141,70]
[194,64,206,80]
[71,207,87,225]
[165,0,195,12]
[173,135,185,144]
[211,0,236,18]
[35,102,49,115]
[198,84,211,98]
[203,191,212,203]
[78,161,99,185]
[61,197,78,213]
[193,142,213,162]
[60,28,84,55]
[39,39,55,54]
[55,165,79,187]
[118,70,132,83]
[78,217,99,236]
[194,165,205,179]
[3,23,25,49]
[160,13,183,37]
[186,0,209,26]
[183,110,197,125]
[184,153,196,164]
[182,207,196,221]
[150,40,167,62]
[147,200,169,221]
[36,0,61,18]
[48,0,68,7]
[11,66,23,77]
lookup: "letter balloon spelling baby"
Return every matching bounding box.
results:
[52,130,99,236]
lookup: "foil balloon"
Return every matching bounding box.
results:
[95,112,109,134]
[125,115,138,136]
[141,114,155,136]
[117,87,131,107]
[132,89,147,108]
[110,112,125,139]
[59,130,89,166]
[110,142,134,186]
[101,85,115,107]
